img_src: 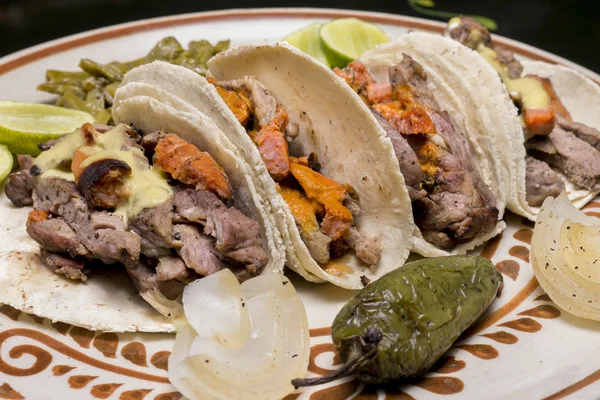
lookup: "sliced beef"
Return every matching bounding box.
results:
[344,227,382,266]
[525,156,565,207]
[40,248,88,281]
[389,57,499,249]
[409,112,499,249]
[557,116,600,151]
[218,77,298,138]
[172,224,226,276]
[444,16,492,49]
[156,255,189,281]
[141,131,165,157]
[27,216,89,257]
[371,109,425,200]
[124,260,159,293]
[33,177,141,263]
[173,188,268,274]
[208,206,267,273]
[494,45,523,79]
[302,230,332,265]
[527,126,600,192]
[5,155,35,206]
[389,56,440,110]
[91,211,126,230]
[129,198,173,258]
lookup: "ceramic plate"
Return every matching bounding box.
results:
[0,8,599,400]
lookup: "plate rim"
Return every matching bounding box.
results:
[1,7,600,399]
[0,7,598,84]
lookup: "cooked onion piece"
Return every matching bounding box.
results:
[169,269,309,400]
[531,192,600,320]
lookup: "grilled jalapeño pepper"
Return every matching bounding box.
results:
[293,255,502,386]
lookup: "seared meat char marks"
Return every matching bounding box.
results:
[11,124,268,291]
[337,56,499,249]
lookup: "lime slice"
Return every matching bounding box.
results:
[0,145,13,183]
[320,18,390,68]
[283,23,330,67]
[0,101,94,156]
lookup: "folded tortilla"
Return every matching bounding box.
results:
[120,46,415,289]
[357,33,507,256]
[0,96,285,332]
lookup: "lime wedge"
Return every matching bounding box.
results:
[0,145,13,183]
[283,23,331,67]
[0,101,94,156]
[320,18,390,68]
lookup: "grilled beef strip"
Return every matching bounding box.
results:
[124,259,160,293]
[40,248,88,281]
[393,57,500,245]
[525,156,565,207]
[526,126,600,192]
[156,255,190,281]
[557,115,600,151]
[129,198,174,258]
[172,224,226,277]
[91,211,126,230]
[344,227,382,266]
[5,155,35,206]
[217,76,299,138]
[33,177,141,264]
[370,109,426,201]
[173,187,268,275]
[26,216,89,257]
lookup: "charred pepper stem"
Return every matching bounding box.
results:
[291,328,382,388]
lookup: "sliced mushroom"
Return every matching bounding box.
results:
[77,158,132,209]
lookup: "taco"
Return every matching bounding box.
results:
[333,37,506,256]
[1,94,285,332]
[443,17,600,220]
[118,49,415,289]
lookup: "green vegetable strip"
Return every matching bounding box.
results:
[38,37,230,124]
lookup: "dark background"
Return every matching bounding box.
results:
[1,0,599,72]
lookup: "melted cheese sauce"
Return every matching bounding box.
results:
[35,124,172,221]
[476,44,550,110]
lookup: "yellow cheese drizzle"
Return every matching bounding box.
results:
[35,124,172,222]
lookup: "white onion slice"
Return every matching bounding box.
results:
[182,270,250,348]
[531,192,600,320]
[170,269,309,400]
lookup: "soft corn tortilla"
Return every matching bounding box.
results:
[359,33,507,256]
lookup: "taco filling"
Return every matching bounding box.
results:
[334,55,499,250]
[210,77,382,267]
[5,122,268,292]
[444,17,600,207]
